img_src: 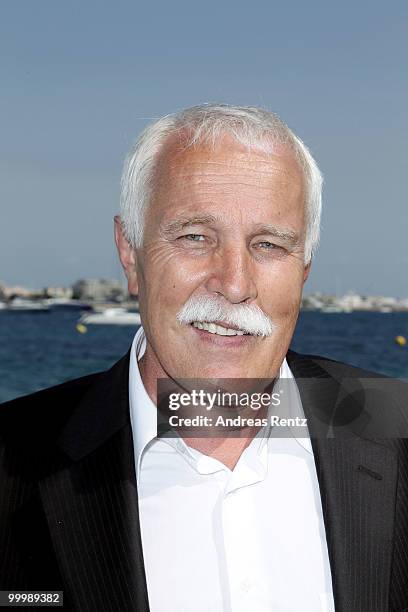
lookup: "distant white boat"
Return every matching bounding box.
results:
[44,298,92,311]
[320,305,351,313]
[79,308,140,325]
[6,298,51,312]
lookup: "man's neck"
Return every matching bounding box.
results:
[183,426,264,470]
[138,349,268,471]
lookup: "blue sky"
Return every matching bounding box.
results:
[1,0,407,296]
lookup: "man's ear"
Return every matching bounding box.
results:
[303,261,312,285]
[114,215,139,295]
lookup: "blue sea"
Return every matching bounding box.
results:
[0,310,407,403]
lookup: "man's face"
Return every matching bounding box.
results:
[124,135,310,380]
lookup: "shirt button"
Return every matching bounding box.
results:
[239,578,253,593]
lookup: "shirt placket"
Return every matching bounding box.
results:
[221,440,271,612]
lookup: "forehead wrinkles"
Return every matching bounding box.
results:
[171,159,289,184]
[156,156,304,201]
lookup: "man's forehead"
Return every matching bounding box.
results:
[153,134,303,189]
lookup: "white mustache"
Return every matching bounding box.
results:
[176,295,275,337]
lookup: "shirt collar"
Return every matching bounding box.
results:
[129,327,311,482]
[265,355,313,454]
[128,326,158,481]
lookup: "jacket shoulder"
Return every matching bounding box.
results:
[0,371,106,444]
[287,349,389,379]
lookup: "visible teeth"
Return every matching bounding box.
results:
[192,321,246,336]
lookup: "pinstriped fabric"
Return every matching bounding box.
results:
[39,426,149,612]
[0,444,32,588]
[287,351,408,612]
[0,352,149,611]
[0,424,149,611]
[0,436,67,593]
[389,438,408,612]
[312,438,398,611]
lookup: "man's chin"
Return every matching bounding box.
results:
[175,365,268,382]
[163,367,276,402]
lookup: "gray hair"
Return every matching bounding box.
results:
[120,103,323,263]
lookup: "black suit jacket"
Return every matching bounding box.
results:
[1,350,408,612]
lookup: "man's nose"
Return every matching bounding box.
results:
[204,244,258,304]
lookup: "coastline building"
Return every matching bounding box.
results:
[72,278,128,302]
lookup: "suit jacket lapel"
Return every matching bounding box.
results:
[39,352,150,612]
[287,351,398,612]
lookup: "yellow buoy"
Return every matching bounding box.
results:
[76,323,87,334]
[395,335,406,346]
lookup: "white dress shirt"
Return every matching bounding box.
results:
[129,326,335,612]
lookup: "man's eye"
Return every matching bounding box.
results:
[254,241,287,255]
[182,234,205,242]
[257,241,277,249]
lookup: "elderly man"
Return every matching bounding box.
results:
[1,104,407,612]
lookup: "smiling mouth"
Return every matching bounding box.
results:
[191,321,249,336]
